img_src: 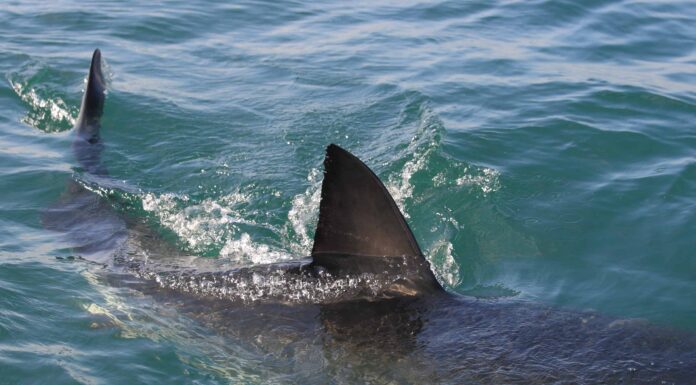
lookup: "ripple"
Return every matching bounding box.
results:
[7,67,77,131]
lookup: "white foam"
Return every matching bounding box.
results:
[426,239,461,287]
[9,78,76,129]
[219,233,293,264]
[385,102,443,215]
[141,191,296,265]
[456,167,501,195]
[386,147,431,217]
[285,168,322,254]
[142,192,250,252]
[146,267,407,305]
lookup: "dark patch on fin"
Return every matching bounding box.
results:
[311,144,443,294]
[76,49,105,140]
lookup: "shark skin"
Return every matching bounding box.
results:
[43,50,696,384]
[42,49,126,264]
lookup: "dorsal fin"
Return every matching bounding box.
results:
[311,144,443,293]
[76,49,105,140]
[73,49,107,175]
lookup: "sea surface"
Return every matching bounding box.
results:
[1,0,695,383]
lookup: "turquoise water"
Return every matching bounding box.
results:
[1,0,696,383]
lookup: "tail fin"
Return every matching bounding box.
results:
[311,144,443,294]
[76,49,105,140]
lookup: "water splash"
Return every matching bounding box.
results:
[137,262,420,305]
[387,148,431,217]
[386,104,442,215]
[8,77,76,131]
[140,191,293,264]
[285,168,322,254]
[456,167,501,196]
[142,193,243,250]
[219,233,293,264]
[7,56,114,132]
[426,239,461,287]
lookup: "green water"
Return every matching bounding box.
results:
[1,1,695,383]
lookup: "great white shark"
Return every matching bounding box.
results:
[42,49,695,384]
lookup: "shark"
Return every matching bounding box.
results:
[42,49,696,384]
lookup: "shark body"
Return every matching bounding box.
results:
[42,50,696,384]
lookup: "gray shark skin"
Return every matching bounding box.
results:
[42,49,126,264]
[45,50,696,384]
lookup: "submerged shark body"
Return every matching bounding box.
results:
[44,50,696,384]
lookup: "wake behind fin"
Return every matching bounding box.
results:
[311,144,443,294]
[76,49,105,140]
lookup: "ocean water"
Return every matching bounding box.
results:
[1,0,695,383]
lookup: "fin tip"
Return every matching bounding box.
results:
[76,49,106,132]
